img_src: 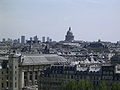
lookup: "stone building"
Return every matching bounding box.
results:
[0,54,67,90]
[111,54,120,65]
[0,56,9,90]
[38,64,120,90]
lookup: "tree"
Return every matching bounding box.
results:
[61,80,77,90]
[97,81,108,90]
[111,82,120,90]
[77,80,93,90]
[61,80,93,90]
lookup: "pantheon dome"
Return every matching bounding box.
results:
[65,27,74,42]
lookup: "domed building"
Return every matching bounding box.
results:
[65,27,74,42]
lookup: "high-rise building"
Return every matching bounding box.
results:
[21,36,25,44]
[42,37,45,42]
[18,38,20,43]
[65,27,74,42]
[47,37,50,42]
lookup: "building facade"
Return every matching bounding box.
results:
[0,54,67,90]
[21,36,25,44]
[38,64,120,90]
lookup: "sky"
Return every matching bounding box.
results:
[0,0,120,42]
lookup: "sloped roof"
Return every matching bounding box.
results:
[22,54,67,65]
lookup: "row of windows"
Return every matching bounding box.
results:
[50,74,100,80]
[102,71,113,75]
[0,76,17,81]
[102,76,113,80]
[1,76,8,80]
[1,70,17,75]
[1,70,8,74]
[23,66,45,71]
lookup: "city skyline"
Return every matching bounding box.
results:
[0,0,120,42]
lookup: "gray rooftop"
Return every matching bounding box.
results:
[22,54,67,65]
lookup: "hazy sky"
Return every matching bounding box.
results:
[0,0,120,42]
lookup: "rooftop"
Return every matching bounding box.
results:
[22,54,67,65]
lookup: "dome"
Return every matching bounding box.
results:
[65,27,74,42]
[67,27,73,36]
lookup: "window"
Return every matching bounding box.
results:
[24,72,27,80]
[7,77,8,80]
[25,81,27,86]
[6,70,8,74]
[7,82,8,87]
[35,72,37,79]
[24,75,27,80]
[2,83,4,88]
[71,75,73,79]
[15,82,17,88]
[24,72,27,75]
[30,72,32,80]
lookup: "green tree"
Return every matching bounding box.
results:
[97,81,108,90]
[77,80,93,90]
[61,80,93,90]
[61,80,77,90]
[111,82,120,90]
